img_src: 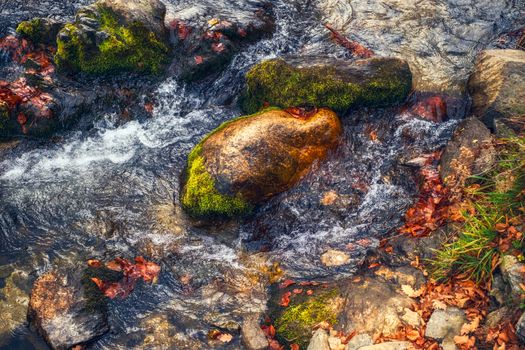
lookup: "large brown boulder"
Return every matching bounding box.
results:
[468,50,525,133]
[180,108,342,218]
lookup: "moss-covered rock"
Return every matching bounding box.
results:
[274,289,339,347]
[241,56,412,115]
[55,0,169,75]
[16,18,62,45]
[181,107,342,219]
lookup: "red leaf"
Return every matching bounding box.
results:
[279,291,292,307]
[194,56,204,65]
[324,24,374,58]
[211,42,225,53]
[290,344,300,350]
[87,259,102,268]
[279,279,295,289]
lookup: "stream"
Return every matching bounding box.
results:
[1,0,524,349]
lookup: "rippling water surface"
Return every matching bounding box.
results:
[1,0,524,348]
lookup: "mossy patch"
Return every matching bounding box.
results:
[180,108,281,219]
[16,18,43,42]
[241,58,412,115]
[181,146,251,219]
[55,6,169,74]
[274,289,339,347]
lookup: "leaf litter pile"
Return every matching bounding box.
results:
[88,256,160,299]
[262,136,525,349]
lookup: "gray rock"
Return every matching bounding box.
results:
[339,278,413,337]
[307,328,330,350]
[485,307,511,329]
[516,311,525,343]
[425,307,466,341]
[345,333,373,350]
[499,255,525,303]
[440,117,495,186]
[28,268,110,350]
[468,50,525,133]
[241,315,268,350]
[359,341,411,350]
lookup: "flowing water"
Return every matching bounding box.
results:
[0,0,524,349]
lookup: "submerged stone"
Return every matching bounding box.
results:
[54,0,170,74]
[180,108,342,219]
[28,268,110,350]
[241,56,412,115]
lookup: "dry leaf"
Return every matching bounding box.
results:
[401,284,424,298]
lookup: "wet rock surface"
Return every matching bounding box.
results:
[318,0,525,92]
[28,268,109,350]
[468,50,525,133]
[181,108,342,218]
[167,0,274,81]
[242,56,412,115]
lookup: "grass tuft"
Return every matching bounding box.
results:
[429,135,525,283]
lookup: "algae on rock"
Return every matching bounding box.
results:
[274,289,340,348]
[242,56,412,115]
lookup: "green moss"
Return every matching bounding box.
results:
[274,289,339,347]
[16,18,43,42]
[241,59,411,114]
[181,146,251,219]
[55,6,169,74]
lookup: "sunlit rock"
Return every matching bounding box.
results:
[54,0,170,74]
[242,56,412,115]
[320,249,351,267]
[338,278,414,338]
[181,107,342,219]
[468,50,525,133]
[28,268,110,350]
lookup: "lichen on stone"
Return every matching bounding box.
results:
[55,6,169,74]
[274,289,339,347]
[241,58,412,115]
